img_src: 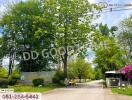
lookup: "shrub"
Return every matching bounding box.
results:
[0,67,7,78]
[0,79,8,88]
[52,70,65,85]
[32,78,44,87]
[8,79,17,86]
[12,69,20,79]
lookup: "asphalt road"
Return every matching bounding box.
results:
[43,80,132,100]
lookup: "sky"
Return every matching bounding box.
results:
[88,0,132,27]
[0,0,131,26]
[0,0,132,67]
[86,0,132,65]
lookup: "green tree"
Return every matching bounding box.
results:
[68,58,92,82]
[118,15,132,63]
[0,0,55,77]
[99,23,118,36]
[36,0,100,78]
[93,67,102,79]
[93,24,127,76]
[0,0,100,79]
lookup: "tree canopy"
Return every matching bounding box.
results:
[0,0,100,78]
[68,58,93,80]
[93,24,128,77]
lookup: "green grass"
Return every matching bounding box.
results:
[112,87,132,96]
[7,84,59,92]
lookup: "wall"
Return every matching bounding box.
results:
[20,71,56,84]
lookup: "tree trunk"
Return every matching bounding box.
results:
[8,53,13,80]
[63,30,68,78]
[64,52,67,78]
[79,76,82,83]
[63,35,68,78]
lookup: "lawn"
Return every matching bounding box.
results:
[112,87,132,96]
[7,84,59,92]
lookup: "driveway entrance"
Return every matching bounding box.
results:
[43,80,132,100]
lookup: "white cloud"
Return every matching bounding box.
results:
[0,5,6,18]
[0,0,28,18]
[88,0,97,4]
[88,0,99,4]
[2,57,9,66]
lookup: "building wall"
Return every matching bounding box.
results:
[21,71,56,84]
[106,78,120,87]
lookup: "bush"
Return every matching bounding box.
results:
[8,79,17,86]
[12,69,20,79]
[32,78,44,87]
[52,70,65,85]
[0,67,7,78]
[0,79,8,88]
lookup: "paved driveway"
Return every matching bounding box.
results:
[42,80,132,100]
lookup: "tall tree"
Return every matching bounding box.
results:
[118,15,132,63]
[35,0,100,78]
[0,0,55,79]
[0,0,100,79]
[68,58,92,81]
[93,24,127,76]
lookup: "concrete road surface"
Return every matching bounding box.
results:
[42,80,132,100]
